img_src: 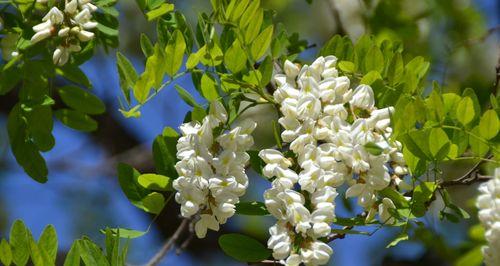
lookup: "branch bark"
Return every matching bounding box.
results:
[145,218,190,266]
[326,225,354,242]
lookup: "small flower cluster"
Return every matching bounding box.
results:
[261,56,409,265]
[173,101,256,238]
[476,168,500,266]
[32,0,98,65]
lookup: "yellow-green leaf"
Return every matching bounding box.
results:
[146,3,174,21]
[250,25,273,61]
[142,192,165,214]
[0,239,12,266]
[428,127,450,161]
[338,61,356,73]
[133,44,166,103]
[224,39,247,73]
[165,30,186,76]
[479,109,499,140]
[137,173,172,191]
[244,8,263,44]
[456,97,475,126]
[200,73,219,101]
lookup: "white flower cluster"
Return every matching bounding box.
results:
[261,56,409,265]
[173,101,256,239]
[476,168,500,266]
[32,0,98,65]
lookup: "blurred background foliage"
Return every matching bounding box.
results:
[0,0,498,265]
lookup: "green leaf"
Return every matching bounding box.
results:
[38,225,58,265]
[228,0,250,22]
[28,231,45,266]
[386,232,409,248]
[455,246,482,266]
[120,105,141,118]
[25,106,54,152]
[55,109,98,132]
[456,97,475,126]
[387,52,403,85]
[272,120,282,149]
[235,201,269,216]
[10,220,30,266]
[200,73,219,101]
[175,85,199,107]
[134,44,166,103]
[469,224,485,242]
[224,39,247,73]
[97,22,119,36]
[7,106,48,183]
[401,130,431,161]
[469,126,489,157]
[428,128,450,161]
[248,150,265,176]
[427,89,445,122]
[258,56,273,86]
[146,3,174,20]
[116,52,138,104]
[338,61,356,73]
[364,46,384,73]
[218,234,271,262]
[140,34,154,57]
[106,228,147,239]
[443,93,461,117]
[186,48,204,69]
[239,0,260,29]
[152,127,179,178]
[0,65,21,95]
[250,25,273,61]
[117,163,150,211]
[56,66,92,88]
[479,110,499,140]
[364,142,384,155]
[379,188,409,208]
[58,86,105,115]
[0,239,12,266]
[142,192,165,214]
[191,106,207,122]
[411,182,437,217]
[64,242,80,266]
[165,30,186,77]
[244,8,263,44]
[360,70,382,85]
[77,239,109,266]
[137,173,172,191]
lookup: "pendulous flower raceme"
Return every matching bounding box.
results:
[173,101,257,239]
[261,56,410,265]
[31,0,98,66]
[476,168,500,266]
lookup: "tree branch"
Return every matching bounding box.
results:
[440,174,492,187]
[326,225,354,242]
[145,218,190,266]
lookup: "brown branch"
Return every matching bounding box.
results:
[145,218,190,266]
[440,174,492,187]
[325,225,353,242]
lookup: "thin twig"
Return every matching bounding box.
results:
[145,218,190,266]
[260,260,278,264]
[441,174,492,187]
[325,225,354,242]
